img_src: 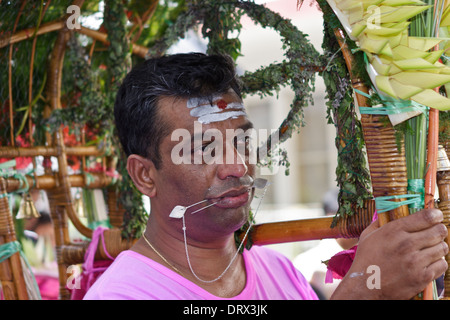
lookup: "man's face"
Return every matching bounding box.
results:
[153,91,256,240]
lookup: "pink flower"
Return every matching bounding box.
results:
[325,245,358,283]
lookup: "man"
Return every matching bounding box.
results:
[84,53,448,300]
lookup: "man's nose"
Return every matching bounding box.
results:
[216,141,248,180]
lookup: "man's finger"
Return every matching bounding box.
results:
[396,209,443,233]
[424,256,449,283]
[410,223,448,250]
[420,241,449,268]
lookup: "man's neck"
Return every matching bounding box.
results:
[131,216,247,298]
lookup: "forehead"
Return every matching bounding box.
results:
[158,91,249,132]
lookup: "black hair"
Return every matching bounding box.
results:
[114,52,242,169]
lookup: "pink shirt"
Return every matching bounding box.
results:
[83,245,318,300]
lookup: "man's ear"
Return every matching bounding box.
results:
[126,154,157,198]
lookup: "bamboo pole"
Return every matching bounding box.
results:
[421,97,440,301]
[46,187,72,300]
[107,186,125,229]
[0,22,148,57]
[0,20,65,49]
[4,172,114,192]
[77,26,148,58]
[418,4,443,299]
[251,199,375,245]
[0,145,104,157]
[425,109,439,210]
[0,19,151,59]
[128,0,159,43]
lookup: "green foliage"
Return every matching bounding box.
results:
[317,0,372,223]
[103,0,148,239]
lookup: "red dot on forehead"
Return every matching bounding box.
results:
[217,99,228,110]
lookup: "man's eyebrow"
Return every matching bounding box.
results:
[238,121,254,131]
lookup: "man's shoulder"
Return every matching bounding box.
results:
[244,245,300,276]
[245,245,291,263]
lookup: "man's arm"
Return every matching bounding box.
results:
[331,209,449,300]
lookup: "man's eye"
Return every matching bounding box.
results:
[192,143,213,154]
[202,143,214,153]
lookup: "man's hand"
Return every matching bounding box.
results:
[331,209,449,300]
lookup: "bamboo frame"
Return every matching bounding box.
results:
[0,178,28,300]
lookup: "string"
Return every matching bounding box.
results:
[182,184,269,283]
[407,179,425,209]
[375,193,424,213]
[190,200,220,214]
[356,88,429,116]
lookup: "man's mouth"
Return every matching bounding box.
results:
[209,188,251,209]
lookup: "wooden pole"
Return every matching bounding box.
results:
[0,20,65,49]
[421,104,440,300]
[0,145,104,158]
[4,172,114,192]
